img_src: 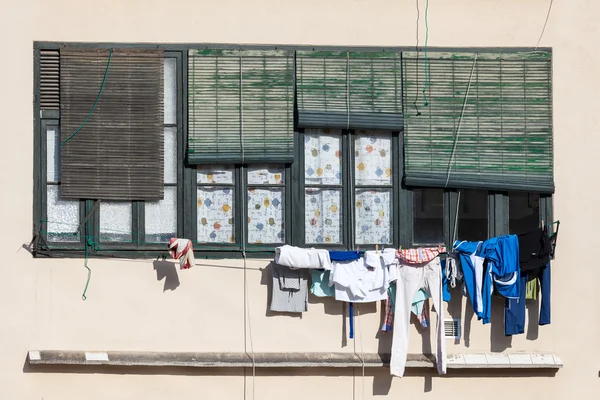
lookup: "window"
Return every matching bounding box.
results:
[33,43,554,257]
[34,48,183,254]
[457,190,489,241]
[195,164,289,246]
[413,189,444,245]
[509,192,541,234]
[301,129,397,247]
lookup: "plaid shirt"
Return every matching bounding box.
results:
[381,294,394,332]
[396,246,446,264]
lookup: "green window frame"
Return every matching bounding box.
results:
[32,42,554,259]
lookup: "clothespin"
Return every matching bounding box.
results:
[376,244,379,255]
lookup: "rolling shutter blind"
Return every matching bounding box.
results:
[296,51,402,130]
[188,49,294,164]
[39,49,60,110]
[60,48,164,200]
[403,51,554,193]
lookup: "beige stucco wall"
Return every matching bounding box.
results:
[1,0,599,398]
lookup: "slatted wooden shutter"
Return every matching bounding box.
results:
[60,48,164,200]
[296,51,402,130]
[188,49,294,164]
[402,51,554,193]
[40,49,60,110]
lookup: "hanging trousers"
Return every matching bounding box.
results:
[390,258,447,377]
[505,261,551,336]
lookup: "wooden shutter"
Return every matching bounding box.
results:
[402,51,554,193]
[188,49,294,164]
[40,49,60,110]
[60,48,164,200]
[296,51,402,130]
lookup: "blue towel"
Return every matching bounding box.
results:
[329,250,362,262]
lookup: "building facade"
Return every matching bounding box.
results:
[1,0,599,398]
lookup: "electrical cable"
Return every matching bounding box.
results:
[61,49,113,147]
[535,0,554,50]
[444,54,478,188]
[239,53,256,400]
[412,0,422,116]
[422,0,430,106]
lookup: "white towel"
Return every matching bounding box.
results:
[275,245,332,270]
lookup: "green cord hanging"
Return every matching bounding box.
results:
[61,48,113,148]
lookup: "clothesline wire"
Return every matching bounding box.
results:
[240,54,256,400]
[444,53,478,188]
[535,0,554,50]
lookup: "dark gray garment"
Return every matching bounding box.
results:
[271,264,308,313]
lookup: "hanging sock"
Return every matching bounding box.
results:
[168,238,196,269]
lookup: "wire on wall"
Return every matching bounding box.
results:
[535,0,554,50]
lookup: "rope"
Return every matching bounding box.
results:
[452,190,461,246]
[240,53,255,400]
[444,53,478,188]
[422,0,430,106]
[535,0,554,50]
[61,49,113,147]
[346,51,350,130]
[81,200,93,300]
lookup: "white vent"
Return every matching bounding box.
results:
[444,319,460,339]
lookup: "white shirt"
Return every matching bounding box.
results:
[330,258,390,303]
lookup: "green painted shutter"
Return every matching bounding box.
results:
[297,51,402,130]
[188,49,294,164]
[403,51,554,193]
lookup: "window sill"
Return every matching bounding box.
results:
[27,350,563,371]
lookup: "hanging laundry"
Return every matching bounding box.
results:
[412,290,430,328]
[505,261,551,336]
[330,257,391,303]
[168,238,195,269]
[390,258,446,377]
[310,269,335,297]
[381,284,395,332]
[275,245,332,270]
[329,250,362,262]
[480,235,521,300]
[441,256,462,303]
[397,246,445,264]
[526,278,538,300]
[454,235,520,324]
[518,227,552,273]
[270,264,308,313]
[382,286,430,332]
[453,241,488,322]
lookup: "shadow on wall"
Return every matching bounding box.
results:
[153,260,180,291]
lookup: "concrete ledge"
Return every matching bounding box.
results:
[27,351,562,369]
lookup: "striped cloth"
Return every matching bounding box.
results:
[168,238,195,269]
[397,246,446,264]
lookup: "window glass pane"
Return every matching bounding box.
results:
[248,165,284,185]
[457,190,488,241]
[413,188,443,244]
[46,128,60,183]
[46,185,79,242]
[197,187,234,243]
[248,188,285,244]
[145,186,177,243]
[197,165,234,184]
[354,131,392,186]
[164,57,177,125]
[100,202,132,242]
[355,188,392,244]
[509,192,540,234]
[304,129,342,185]
[164,127,177,184]
[305,188,342,244]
